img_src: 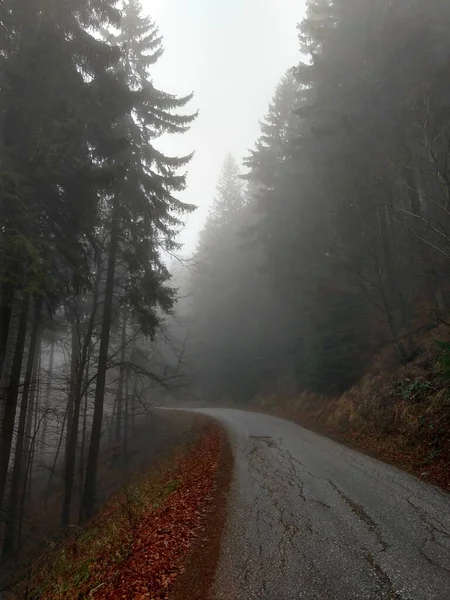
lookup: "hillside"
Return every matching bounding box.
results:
[254,322,450,491]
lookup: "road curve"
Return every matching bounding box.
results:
[190,409,450,600]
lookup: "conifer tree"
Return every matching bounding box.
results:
[80,0,196,519]
[0,0,127,522]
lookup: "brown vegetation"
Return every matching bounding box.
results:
[254,323,450,491]
[171,419,233,600]
[6,417,229,600]
[0,412,211,595]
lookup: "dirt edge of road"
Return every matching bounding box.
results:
[171,421,234,600]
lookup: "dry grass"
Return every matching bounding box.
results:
[0,412,209,596]
[253,322,450,490]
[7,428,205,600]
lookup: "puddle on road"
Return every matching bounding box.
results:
[249,435,277,448]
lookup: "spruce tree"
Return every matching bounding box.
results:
[189,156,249,398]
[0,0,129,524]
[80,0,196,519]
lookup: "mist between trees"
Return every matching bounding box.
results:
[2,0,450,580]
[0,0,195,568]
[177,0,450,405]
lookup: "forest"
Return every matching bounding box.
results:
[2,0,450,576]
[185,0,450,403]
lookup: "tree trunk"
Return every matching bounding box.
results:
[79,363,89,505]
[378,204,398,310]
[18,418,38,546]
[45,406,67,507]
[0,294,29,514]
[81,196,119,519]
[65,324,78,467]
[40,337,55,452]
[2,299,41,556]
[114,312,127,444]
[22,339,40,469]
[20,334,41,509]
[0,284,13,380]
[123,373,129,461]
[131,377,137,437]
[0,314,18,425]
[61,319,81,526]
[109,397,117,444]
[403,167,442,317]
[26,379,39,501]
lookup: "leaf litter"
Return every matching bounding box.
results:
[27,424,223,600]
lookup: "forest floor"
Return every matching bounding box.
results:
[1,411,211,593]
[252,322,450,492]
[6,417,232,600]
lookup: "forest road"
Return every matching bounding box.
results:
[186,408,450,600]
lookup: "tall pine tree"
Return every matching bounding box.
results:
[80,0,196,519]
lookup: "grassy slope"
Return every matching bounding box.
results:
[9,419,228,600]
[0,411,205,593]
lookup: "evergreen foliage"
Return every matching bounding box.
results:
[3,0,450,573]
[184,0,450,400]
[0,0,195,553]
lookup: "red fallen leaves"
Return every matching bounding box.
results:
[91,424,223,600]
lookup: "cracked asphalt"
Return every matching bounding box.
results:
[191,409,450,600]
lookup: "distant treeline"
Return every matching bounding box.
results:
[182,0,450,400]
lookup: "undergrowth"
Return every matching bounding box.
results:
[13,449,187,599]
[254,322,450,490]
[10,422,224,600]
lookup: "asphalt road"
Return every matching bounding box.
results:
[191,409,450,600]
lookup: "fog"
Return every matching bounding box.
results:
[148,0,305,252]
[2,0,450,578]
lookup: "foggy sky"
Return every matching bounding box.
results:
[146,0,306,254]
